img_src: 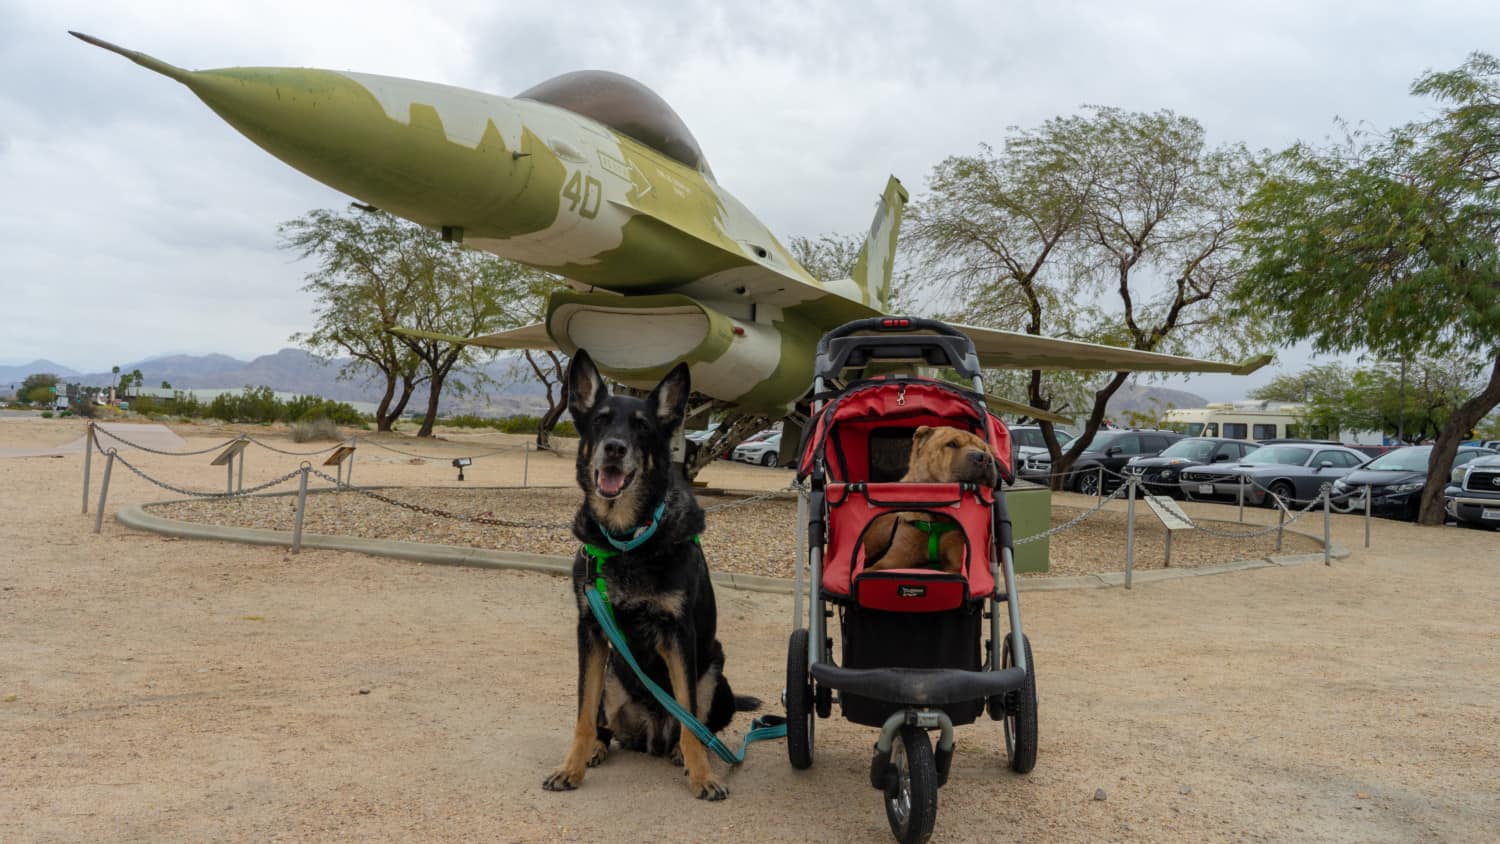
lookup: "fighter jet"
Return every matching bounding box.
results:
[73,32,1269,422]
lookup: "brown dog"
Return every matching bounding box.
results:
[861,426,999,574]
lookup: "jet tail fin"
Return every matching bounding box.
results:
[848,176,908,311]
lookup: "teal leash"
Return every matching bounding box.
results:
[582,584,786,765]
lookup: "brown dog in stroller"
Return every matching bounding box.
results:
[861,426,1001,573]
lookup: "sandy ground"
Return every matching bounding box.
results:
[4,417,1500,842]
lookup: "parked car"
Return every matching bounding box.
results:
[1179,443,1367,506]
[1333,445,1496,520]
[732,432,783,466]
[1029,430,1186,495]
[1010,426,1075,481]
[685,422,720,445]
[1446,452,1500,529]
[1122,437,1260,497]
[1258,437,1393,459]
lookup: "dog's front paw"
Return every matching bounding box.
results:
[689,772,729,801]
[669,745,684,767]
[586,739,609,768]
[543,765,585,791]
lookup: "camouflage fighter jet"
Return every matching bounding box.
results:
[74,32,1269,423]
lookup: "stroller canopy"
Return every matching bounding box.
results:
[797,377,1013,484]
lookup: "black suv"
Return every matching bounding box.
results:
[1122,437,1260,497]
[1063,430,1187,495]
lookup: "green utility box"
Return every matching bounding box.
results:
[1005,481,1051,573]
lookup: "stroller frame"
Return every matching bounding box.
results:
[786,317,1038,843]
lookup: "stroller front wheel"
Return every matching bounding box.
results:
[785,628,815,769]
[884,725,938,844]
[1001,633,1038,774]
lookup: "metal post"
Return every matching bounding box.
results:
[236,446,245,493]
[1364,484,1372,549]
[1125,477,1137,590]
[793,489,808,628]
[1237,477,1245,523]
[1322,485,1332,566]
[1163,528,1172,568]
[1275,495,1286,552]
[291,464,310,554]
[82,422,94,514]
[93,449,116,534]
[523,442,530,487]
[1097,465,1104,503]
[346,439,356,487]
[226,457,234,495]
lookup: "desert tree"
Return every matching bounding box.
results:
[1235,52,1500,523]
[284,208,560,437]
[282,208,430,432]
[910,108,1265,487]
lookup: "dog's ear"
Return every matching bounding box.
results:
[648,362,691,431]
[911,426,934,449]
[567,349,607,421]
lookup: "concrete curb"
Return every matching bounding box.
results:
[117,500,1350,595]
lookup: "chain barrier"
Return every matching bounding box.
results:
[1014,482,1130,545]
[702,483,803,514]
[306,468,575,530]
[92,425,238,456]
[241,436,344,457]
[1179,485,1328,539]
[106,449,307,499]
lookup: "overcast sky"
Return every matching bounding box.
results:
[1,0,1493,401]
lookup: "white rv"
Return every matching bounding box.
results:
[1163,401,1306,442]
[1164,401,1384,444]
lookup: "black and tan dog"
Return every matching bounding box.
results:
[543,350,756,801]
[861,425,1000,573]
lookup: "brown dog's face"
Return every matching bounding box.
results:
[903,425,999,486]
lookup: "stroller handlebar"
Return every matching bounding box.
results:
[815,317,982,381]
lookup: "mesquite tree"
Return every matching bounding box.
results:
[1236,53,1500,524]
[910,108,1263,488]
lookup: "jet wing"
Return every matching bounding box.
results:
[954,323,1272,375]
[982,394,1074,425]
[387,323,557,350]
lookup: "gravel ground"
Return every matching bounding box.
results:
[149,487,1322,579]
[7,417,1499,843]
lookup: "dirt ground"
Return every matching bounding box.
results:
[4,417,1499,842]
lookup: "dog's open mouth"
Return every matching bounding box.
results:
[595,467,636,499]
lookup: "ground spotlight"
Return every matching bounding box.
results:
[452,456,472,481]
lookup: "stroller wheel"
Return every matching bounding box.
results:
[1001,633,1038,774]
[884,725,938,844]
[785,628,815,769]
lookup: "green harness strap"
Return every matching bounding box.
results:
[909,519,961,565]
[581,536,702,638]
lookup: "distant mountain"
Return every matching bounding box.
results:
[1104,384,1208,420]
[120,353,247,380]
[57,348,553,416]
[0,359,80,384]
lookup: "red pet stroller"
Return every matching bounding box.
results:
[785,318,1038,843]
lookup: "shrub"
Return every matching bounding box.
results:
[41,410,54,418]
[290,417,342,442]
[291,398,366,426]
[439,413,576,437]
[210,386,281,423]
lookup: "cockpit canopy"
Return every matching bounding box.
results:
[517,70,711,178]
